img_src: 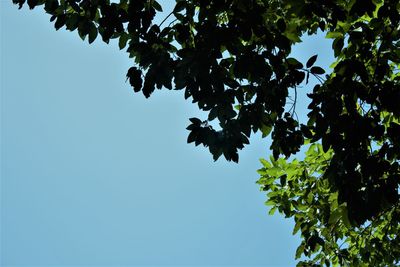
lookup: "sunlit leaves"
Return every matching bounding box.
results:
[258,143,399,266]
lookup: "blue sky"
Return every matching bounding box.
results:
[1,2,333,266]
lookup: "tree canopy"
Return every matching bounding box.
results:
[12,0,400,265]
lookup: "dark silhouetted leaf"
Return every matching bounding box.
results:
[88,23,98,44]
[310,66,325,74]
[306,55,318,68]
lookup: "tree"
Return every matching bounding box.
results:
[12,0,400,265]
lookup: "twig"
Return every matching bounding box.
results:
[159,11,174,28]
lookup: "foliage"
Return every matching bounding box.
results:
[12,0,400,265]
[258,143,400,266]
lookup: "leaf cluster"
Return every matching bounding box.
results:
[258,143,400,266]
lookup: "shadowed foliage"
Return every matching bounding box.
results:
[12,0,400,265]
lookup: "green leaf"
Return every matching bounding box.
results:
[119,32,129,50]
[326,31,343,39]
[259,158,271,168]
[261,124,273,138]
[293,221,301,235]
[268,207,277,215]
[328,208,341,225]
[295,244,305,259]
[332,37,344,57]
[284,31,302,43]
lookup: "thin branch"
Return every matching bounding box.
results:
[291,85,297,117]
[167,18,178,28]
[159,11,174,28]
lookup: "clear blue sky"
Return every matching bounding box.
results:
[1,2,333,266]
